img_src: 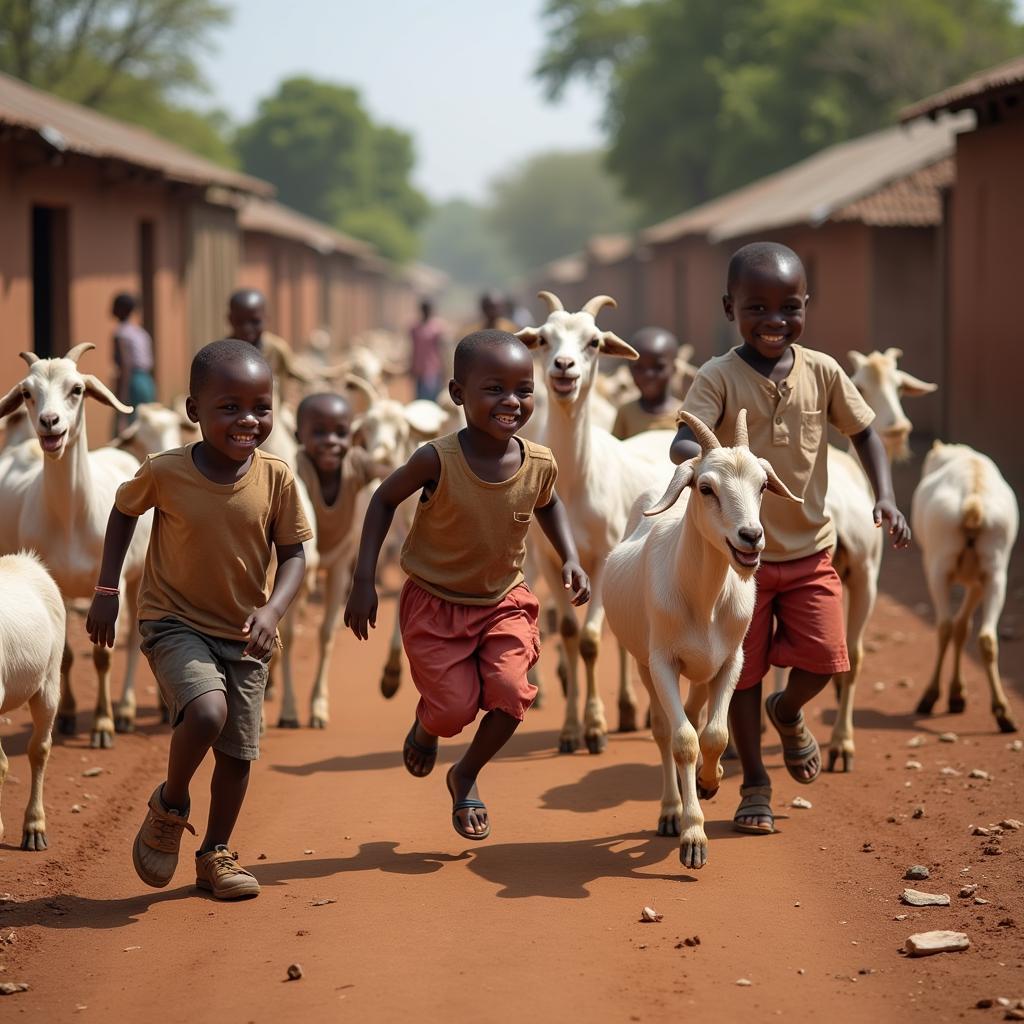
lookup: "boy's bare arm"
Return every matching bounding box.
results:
[535,494,590,606]
[669,423,701,465]
[345,444,441,640]
[244,542,306,658]
[86,507,139,648]
[850,426,911,549]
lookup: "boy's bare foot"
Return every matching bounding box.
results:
[403,719,438,777]
[733,784,775,834]
[764,691,821,783]
[445,764,490,840]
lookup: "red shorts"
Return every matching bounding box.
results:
[398,580,540,737]
[736,549,850,690]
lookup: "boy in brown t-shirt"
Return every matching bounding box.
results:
[345,330,590,842]
[671,242,910,836]
[87,339,312,899]
[611,327,684,439]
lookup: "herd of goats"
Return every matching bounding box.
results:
[0,292,1017,868]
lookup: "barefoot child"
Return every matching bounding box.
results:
[611,327,683,439]
[344,330,590,841]
[670,242,911,835]
[87,339,312,898]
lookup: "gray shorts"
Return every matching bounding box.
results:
[139,618,269,761]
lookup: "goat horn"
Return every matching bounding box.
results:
[581,295,617,318]
[677,410,721,455]
[644,460,697,517]
[65,343,95,364]
[733,408,749,449]
[536,290,564,313]
[19,351,39,367]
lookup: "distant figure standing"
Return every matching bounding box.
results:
[409,299,447,401]
[111,293,155,430]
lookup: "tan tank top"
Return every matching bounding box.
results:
[400,432,558,605]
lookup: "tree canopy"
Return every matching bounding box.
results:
[537,0,1024,220]
[419,200,518,290]
[236,77,429,262]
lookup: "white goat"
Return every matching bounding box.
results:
[911,442,1018,734]
[0,552,64,850]
[110,402,188,461]
[604,411,800,868]
[0,345,153,747]
[517,292,672,754]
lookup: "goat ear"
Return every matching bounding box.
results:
[515,326,544,349]
[884,347,904,362]
[0,382,25,419]
[896,370,937,397]
[643,460,696,517]
[759,459,803,503]
[82,374,133,414]
[343,373,379,417]
[404,401,447,437]
[600,331,639,361]
[847,350,867,371]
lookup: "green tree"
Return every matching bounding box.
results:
[538,0,1024,220]
[237,77,429,262]
[419,200,518,289]
[0,0,233,162]
[488,149,639,270]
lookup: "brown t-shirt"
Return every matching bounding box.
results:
[296,448,375,557]
[400,433,557,606]
[115,444,314,640]
[611,399,680,440]
[681,345,874,562]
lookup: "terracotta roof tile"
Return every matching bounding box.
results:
[901,56,1024,122]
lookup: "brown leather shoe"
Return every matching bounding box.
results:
[132,785,196,888]
[195,846,261,900]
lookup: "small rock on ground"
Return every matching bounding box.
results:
[0,982,30,995]
[791,797,812,809]
[904,930,970,957]
[969,769,992,780]
[959,884,979,898]
[287,963,303,981]
[901,889,950,907]
[938,732,958,743]
[904,865,930,881]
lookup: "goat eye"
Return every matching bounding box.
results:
[760,481,768,493]
[699,484,714,496]
[70,385,84,396]
[20,390,31,400]
[589,337,600,349]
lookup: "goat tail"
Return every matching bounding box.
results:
[961,494,984,534]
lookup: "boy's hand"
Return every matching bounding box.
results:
[243,605,281,659]
[86,594,119,648]
[873,499,911,549]
[344,580,378,640]
[561,561,591,606]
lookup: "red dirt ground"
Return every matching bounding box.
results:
[1,467,1021,1023]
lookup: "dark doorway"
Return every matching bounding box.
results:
[31,205,70,358]
[139,220,157,365]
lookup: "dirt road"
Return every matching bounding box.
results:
[1,552,1022,1023]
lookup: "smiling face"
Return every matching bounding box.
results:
[630,330,679,404]
[724,261,808,360]
[451,341,535,441]
[296,394,352,473]
[228,293,266,345]
[186,358,273,464]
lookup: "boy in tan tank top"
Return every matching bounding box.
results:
[345,330,590,841]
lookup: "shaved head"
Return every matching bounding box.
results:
[727,242,806,295]
[190,338,270,396]
[453,330,530,383]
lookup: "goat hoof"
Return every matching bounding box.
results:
[657,815,681,837]
[114,716,135,734]
[678,836,708,870]
[697,783,719,801]
[558,736,580,754]
[309,716,327,729]
[827,749,853,773]
[915,693,937,716]
[90,729,113,749]
[617,702,639,733]
[996,712,1018,734]
[380,667,401,699]
[585,732,607,755]
[947,696,966,715]
[277,717,300,729]
[21,829,48,851]
[56,713,77,736]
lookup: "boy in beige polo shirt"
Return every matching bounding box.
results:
[87,339,312,899]
[345,330,590,842]
[670,242,910,835]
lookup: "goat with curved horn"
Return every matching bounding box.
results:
[65,343,96,364]
[678,410,721,455]
[733,408,749,449]
[19,351,40,367]
[537,290,564,313]
[581,295,617,318]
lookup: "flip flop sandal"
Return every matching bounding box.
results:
[733,784,775,835]
[446,767,490,842]
[764,691,821,785]
[403,720,438,778]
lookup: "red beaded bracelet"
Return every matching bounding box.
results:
[93,585,120,596]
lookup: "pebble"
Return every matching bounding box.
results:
[969,769,992,780]
[983,844,1003,857]
[286,963,303,981]
[797,968,806,975]
[907,735,926,748]
[303,849,314,855]
[896,677,912,689]
[975,898,990,906]
[640,906,663,923]
[904,930,970,957]
[913,806,925,819]
[873,681,885,693]
[959,884,979,898]
[0,982,29,995]
[1006,1010,1024,1022]
[939,732,958,743]
[941,767,961,777]
[311,899,336,907]
[1000,819,1022,831]
[894,914,908,921]
[905,761,923,771]
[901,889,950,907]
[81,767,103,778]
[791,797,812,809]
[1009,740,1023,752]
[974,826,998,837]
[70,804,82,814]
[736,978,752,987]
[904,866,930,881]
[862,842,875,853]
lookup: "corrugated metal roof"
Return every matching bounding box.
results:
[239,197,373,257]
[831,157,954,227]
[901,55,1024,122]
[0,70,271,196]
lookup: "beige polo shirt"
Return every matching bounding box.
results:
[611,399,680,439]
[116,444,314,640]
[681,345,874,562]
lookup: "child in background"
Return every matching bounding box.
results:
[111,292,156,431]
[671,242,910,835]
[87,339,312,898]
[611,327,683,439]
[345,330,590,841]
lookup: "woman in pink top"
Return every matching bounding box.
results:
[409,299,447,401]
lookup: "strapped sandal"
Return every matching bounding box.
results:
[733,785,775,835]
[764,691,821,785]
[403,719,438,778]
[446,767,490,842]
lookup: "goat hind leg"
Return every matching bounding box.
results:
[21,689,56,850]
[580,616,608,755]
[616,642,640,733]
[642,664,682,836]
[977,571,1017,733]
[56,640,76,735]
[90,643,115,749]
[114,586,143,733]
[310,565,349,728]
[276,601,301,728]
[916,566,954,716]
[947,584,981,715]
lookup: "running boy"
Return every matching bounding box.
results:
[611,326,684,439]
[670,242,910,835]
[87,339,312,898]
[344,330,590,841]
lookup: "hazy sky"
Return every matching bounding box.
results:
[203,0,605,203]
